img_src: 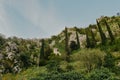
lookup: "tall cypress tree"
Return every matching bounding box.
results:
[86,28,91,48]
[96,19,106,45]
[75,27,80,49]
[104,20,114,42]
[39,39,45,66]
[90,29,96,47]
[65,27,70,61]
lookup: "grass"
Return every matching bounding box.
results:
[2,66,47,80]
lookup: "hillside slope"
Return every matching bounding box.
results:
[0,15,120,80]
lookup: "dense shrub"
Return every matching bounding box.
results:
[46,60,62,72]
[30,71,86,80]
[88,68,116,80]
[19,52,32,69]
[39,59,47,66]
[103,52,115,69]
[112,66,120,75]
[65,64,74,72]
[111,38,120,52]
[79,49,105,72]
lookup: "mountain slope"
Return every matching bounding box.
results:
[1,15,120,79]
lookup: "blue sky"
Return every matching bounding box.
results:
[0,0,120,38]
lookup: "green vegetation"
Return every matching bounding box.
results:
[64,27,70,61]
[39,39,45,66]
[90,29,96,48]
[1,15,120,80]
[86,28,91,48]
[96,19,107,45]
[104,20,114,42]
[75,27,80,49]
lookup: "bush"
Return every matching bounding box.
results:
[77,49,105,72]
[19,52,32,69]
[100,38,120,52]
[66,64,74,72]
[111,38,120,52]
[46,60,62,72]
[30,71,86,80]
[103,52,115,69]
[112,66,120,75]
[59,72,86,80]
[39,59,47,66]
[88,68,116,80]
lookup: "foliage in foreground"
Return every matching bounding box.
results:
[30,71,85,80]
[30,68,118,80]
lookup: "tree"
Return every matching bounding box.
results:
[44,46,52,60]
[46,60,60,72]
[96,19,106,45]
[19,52,31,69]
[86,29,91,48]
[65,27,70,61]
[104,20,114,42]
[90,29,96,47]
[75,27,80,49]
[39,39,45,66]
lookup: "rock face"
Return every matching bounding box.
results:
[1,42,22,73]
[68,29,86,48]
[6,52,15,60]
[53,48,61,56]
[6,42,18,52]
[69,31,76,42]
[50,40,55,48]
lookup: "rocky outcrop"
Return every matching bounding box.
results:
[53,48,61,56]
[1,42,22,73]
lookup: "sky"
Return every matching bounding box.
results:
[0,0,120,38]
